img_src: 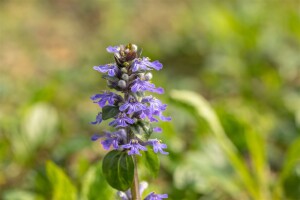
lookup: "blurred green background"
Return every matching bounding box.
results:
[0,0,300,199]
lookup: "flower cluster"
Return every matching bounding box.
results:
[91,44,170,199]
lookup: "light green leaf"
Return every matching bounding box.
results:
[3,190,44,200]
[46,161,77,200]
[81,161,114,200]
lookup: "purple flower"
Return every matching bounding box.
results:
[142,96,167,113]
[144,192,168,200]
[153,110,172,121]
[132,57,163,72]
[91,130,126,150]
[91,91,122,107]
[135,109,156,122]
[122,139,147,155]
[137,108,171,122]
[91,134,102,141]
[131,78,164,94]
[147,139,168,155]
[136,109,149,120]
[93,64,119,76]
[119,97,147,114]
[109,113,135,127]
[100,131,121,150]
[106,46,120,53]
[153,127,162,133]
[91,112,102,125]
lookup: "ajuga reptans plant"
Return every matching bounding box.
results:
[91,44,170,200]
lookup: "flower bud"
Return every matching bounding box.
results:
[121,67,128,73]
[138,73,145,80]
[145,72,153,80]
[118,80,127,88]
[131,44,138,52]
[121,74,129,81]
[123,62,130,67]
[124,48,130,54]
[129,74,137,81]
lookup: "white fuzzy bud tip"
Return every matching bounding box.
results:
[118,80,127,88]
[145,72,153,80]
[121,74,129,81]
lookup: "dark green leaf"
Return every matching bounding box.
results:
[102,106,120,120]
[141,148,160,178]
[102,150,134,191]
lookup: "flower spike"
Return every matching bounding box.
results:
[90,44,171,199]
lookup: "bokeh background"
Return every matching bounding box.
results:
[1,0,300,199]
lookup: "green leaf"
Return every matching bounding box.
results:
[102,106,120,120]
[130,121,153,140]
[102,150,134,191]
[81,161,114,200]
[139,121,153,139]
[273,137,300,199]
[140,148,160,178]
[3,190,44,200]
[46,161,77,200]
[130,123,142,135]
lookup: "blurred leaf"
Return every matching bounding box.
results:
[102,150,134,191]
[173,138,240,198]
[140,148,160,178]
[3,190,44,200]
[170,90,260,200]
[280,137,300,181]
[81,161,114,200]
[53,136,90,161]
[273,137,300,199]
[10,103,58,162]
[245,130,270,199]
[46,161,77,200]
[102,106,120,120]
[283,166,300,200]
[22,103,58,147]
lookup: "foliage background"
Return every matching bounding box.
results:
[0,0,299,199]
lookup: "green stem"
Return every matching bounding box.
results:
[131,155,140,200]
